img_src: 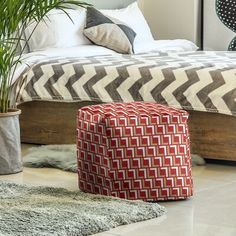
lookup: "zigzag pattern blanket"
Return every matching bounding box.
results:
[15,51,236,116]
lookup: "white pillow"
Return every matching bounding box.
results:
[24,8,91,52]
[101,2,154,44]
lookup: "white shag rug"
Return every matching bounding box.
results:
[23,145,205,172]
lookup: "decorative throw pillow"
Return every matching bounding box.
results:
[101,2,154,44]
[24,8,91,52]
[84,7,136,54]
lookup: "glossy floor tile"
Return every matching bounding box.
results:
[0,144,236,236]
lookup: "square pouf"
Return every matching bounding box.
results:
[77,102,193,201]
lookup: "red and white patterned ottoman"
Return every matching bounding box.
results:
[77,102,193,201]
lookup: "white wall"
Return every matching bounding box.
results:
[140,0,201,46]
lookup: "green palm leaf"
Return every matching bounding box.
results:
[0,0,91,113]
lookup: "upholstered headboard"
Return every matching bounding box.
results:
[85,0,136,9]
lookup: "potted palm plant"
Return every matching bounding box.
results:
[0,0,89,175]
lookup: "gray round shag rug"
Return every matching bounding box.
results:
[0,182,166,236]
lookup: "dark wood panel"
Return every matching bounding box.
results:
[18,101,236,161]
[19,101,101,144]
[189,111,236,161]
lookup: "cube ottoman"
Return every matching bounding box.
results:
[77,102,193,201]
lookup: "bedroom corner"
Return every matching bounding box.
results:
[141,0,202,47]
[0,1,236,236]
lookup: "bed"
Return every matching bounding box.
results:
[15,0,236,162]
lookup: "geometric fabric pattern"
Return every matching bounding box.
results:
[77,102,193,201]
[14,51,236,117]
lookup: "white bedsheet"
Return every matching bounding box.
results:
[134,39,198,53]
[13,39,198,84]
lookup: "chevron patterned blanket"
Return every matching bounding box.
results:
[14,51,236,116]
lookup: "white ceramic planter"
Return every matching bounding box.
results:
[0,109,22,175]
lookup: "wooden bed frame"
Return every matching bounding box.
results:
[18,101,236,162]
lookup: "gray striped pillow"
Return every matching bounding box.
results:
[84,7,136,54]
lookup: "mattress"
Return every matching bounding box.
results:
[13,40,236,116]
[13,39,198,84]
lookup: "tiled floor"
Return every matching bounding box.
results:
[1,144,236,236]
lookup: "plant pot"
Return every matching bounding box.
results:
[0,109,22,175]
